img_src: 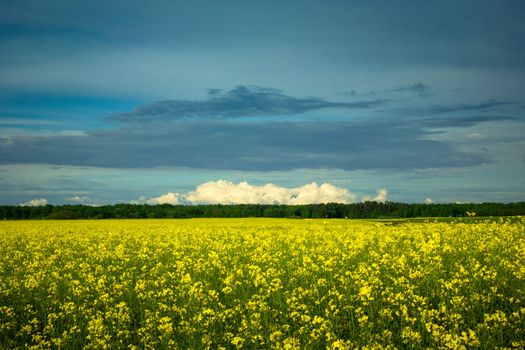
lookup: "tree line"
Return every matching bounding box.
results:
[1,202,525,220]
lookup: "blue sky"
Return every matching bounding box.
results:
[1,0,524,205]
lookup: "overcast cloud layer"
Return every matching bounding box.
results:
[0,113,495,170]
[1,1,524,204]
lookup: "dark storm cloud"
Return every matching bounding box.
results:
[108,86,383,122]
[0,119,489,171]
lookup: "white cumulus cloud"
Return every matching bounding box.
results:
[424,198,433,204]
[185,180,357,205]
[20,198,48,207]
[66,195,101,206]
[146,192,182,205]
[362,188,388,203]
[140,180,390,205]
[67,195,90,203]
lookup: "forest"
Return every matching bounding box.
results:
[1,201,525,220]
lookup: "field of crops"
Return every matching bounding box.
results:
[1,218,524,349]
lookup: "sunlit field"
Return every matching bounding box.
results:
[1,218,524,349]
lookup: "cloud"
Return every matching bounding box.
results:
[362,188,388,203]
[0,119,492,171]
[146,192,182,205]
[66,195,101,206]
[350,82,432,97]
[398,101,514,116]
[20,198,48,206]
[422,115,516,128]
[185,180,357,204]
[0,118,64,126]
[392,83,431,97]
[393,83,430,94]
[67,195,90,203]
[2,0,524,102]
[108,86,383,122]
[425,198,433,204]
[143,180,393,205]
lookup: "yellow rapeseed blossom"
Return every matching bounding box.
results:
[0,217,523,348]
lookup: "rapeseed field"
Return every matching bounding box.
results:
[1,218,524,349]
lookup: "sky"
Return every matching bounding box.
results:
[1,0,524,205]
